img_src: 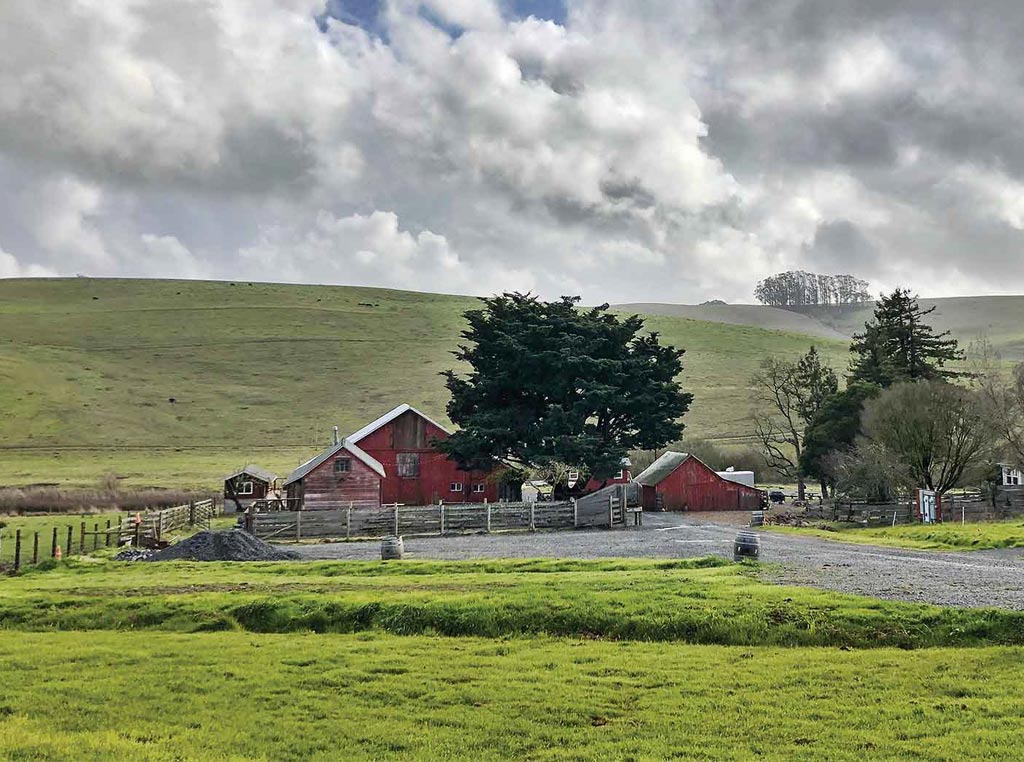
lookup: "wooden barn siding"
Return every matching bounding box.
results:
[300,450,381,510]
[357,409,501,505]
[646,457,763,512]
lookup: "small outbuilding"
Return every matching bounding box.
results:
[223,465,279,513]
[284,436,385,510]
[634,451,765,512]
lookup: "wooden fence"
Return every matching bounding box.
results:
[248,491,635,542]
[805,486,1024,526]
[117,499,219,547]
[1,499,219,572]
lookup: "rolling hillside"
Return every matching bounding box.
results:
[0,279,848,488]
[624,297,1024,360]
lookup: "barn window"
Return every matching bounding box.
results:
[473,483,486,493]
[333,458,351,474]
[450,482,463,492]
[397,452,420,477]
[614,470,624,480]
[237,481,254,495]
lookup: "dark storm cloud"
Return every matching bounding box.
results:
[2,0,1024,298]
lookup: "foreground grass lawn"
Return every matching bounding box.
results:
[766,519,1024,551]
[0,631,1022,761]
[4,558,1024,647]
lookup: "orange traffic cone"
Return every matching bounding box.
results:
[54,545,63,560]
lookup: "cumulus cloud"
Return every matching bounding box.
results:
[1,0,1024,301]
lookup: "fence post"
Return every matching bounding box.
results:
[296,510,302,542]
[608,493,614,527]
[189,501,196,526]
[572,498,578,528]
[440,501,445,536]
[346,502,352,539]
[51,527,58,558]
[66,526,74,556]
[13,530,21,572]
[79,522,86,553]
[530,502,536,531]
[106,519,112,547]
[394,504,399,536]
[92,523,99,550]
[33,531,39,565]
[486,500,491,533]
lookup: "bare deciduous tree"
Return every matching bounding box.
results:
[969,339,1024,467]
[861,380,997,493]
[751,348,837,500]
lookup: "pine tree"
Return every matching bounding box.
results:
[849,289,961,387]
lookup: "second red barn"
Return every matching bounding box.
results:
[634,451,765,511]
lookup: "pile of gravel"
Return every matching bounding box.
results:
[114,547,155,562]
[142,530,300,562]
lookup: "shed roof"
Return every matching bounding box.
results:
[632,451,690,487]
[223,464,278,483]
[283,439,385,486]
[346,403,450,444]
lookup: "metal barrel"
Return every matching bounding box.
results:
[750,510,764,527]
[733,530,760,561]
[381,535,405,560]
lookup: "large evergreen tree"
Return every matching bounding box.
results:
[849,289,961,386]
[439,293,692,479]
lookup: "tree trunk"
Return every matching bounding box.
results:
[797,478,806,501]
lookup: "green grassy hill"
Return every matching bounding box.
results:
[626,296,1024,360]
[0,279,848,488]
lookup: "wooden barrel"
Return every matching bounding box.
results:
[750,510,764,527]
[733,530,760,561]
[381,535,404,560]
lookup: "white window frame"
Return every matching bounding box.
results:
[614,470,624,480]
[237,481,254,496]
[473,483,486,493]
[333,458,351,474]
[1003,465,1022,486]
[450,482,464,492]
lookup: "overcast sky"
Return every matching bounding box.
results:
[2,0,1023,303]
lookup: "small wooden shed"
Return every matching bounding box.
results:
[223,465,278,513]
[634,451,765,512]
[283,437,385,510]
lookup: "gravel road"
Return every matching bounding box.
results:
[289,512,1024,610]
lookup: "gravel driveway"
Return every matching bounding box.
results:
[289,512,1024,610]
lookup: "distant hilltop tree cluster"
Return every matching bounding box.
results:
[754,271,871,308]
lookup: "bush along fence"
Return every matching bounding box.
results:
[246,484,637,542]
[0,499,219,572]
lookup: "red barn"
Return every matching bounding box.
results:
[284,404,505,510]
[634,451,765,511]
[347,404,502,505]
[582,458,632,494]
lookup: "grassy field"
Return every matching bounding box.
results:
[0,512,124,563]
[4,557,1023,647]
[0,278,848,489]
[766,519,1024,551]
[4,556,1024,759]
[2,630,1023,761]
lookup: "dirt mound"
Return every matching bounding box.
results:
[143,530,300,562]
